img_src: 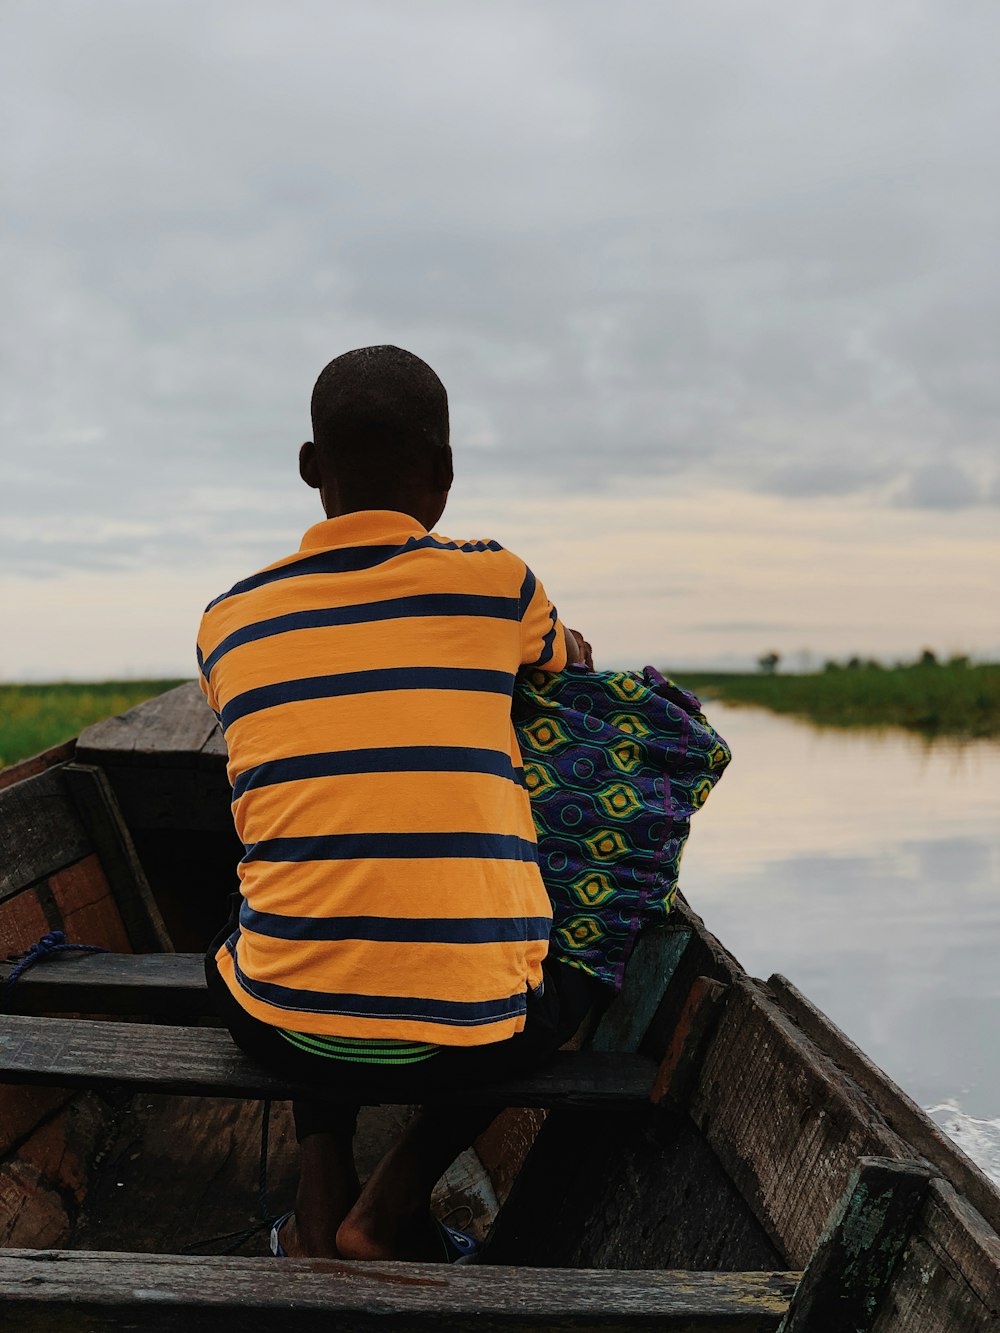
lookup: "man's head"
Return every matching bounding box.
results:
[300,345,452,529]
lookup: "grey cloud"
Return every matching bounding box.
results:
[895,460,983,509]
[4,0,1000,572]
[763,457,894,500]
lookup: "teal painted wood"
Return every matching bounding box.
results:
[590,924,692,1053]
[777,1157,935,1333]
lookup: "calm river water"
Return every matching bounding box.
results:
[680,701,1000,1184]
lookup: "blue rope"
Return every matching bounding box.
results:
[258,1097,272,1221]
[4,930,107,998]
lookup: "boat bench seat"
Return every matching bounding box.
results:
[0,953,658,1107]
[0,1010,657,1107]
[1,949,211,1019]
[0,1247,801,1330]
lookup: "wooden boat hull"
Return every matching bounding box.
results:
[0,682,998,1330]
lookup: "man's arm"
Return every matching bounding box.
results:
[518,558,593,673]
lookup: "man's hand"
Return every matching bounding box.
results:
[566,627,594,670]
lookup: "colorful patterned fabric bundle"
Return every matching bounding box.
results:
[513,665,731,990]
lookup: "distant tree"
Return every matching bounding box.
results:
[757,651,781,675]
[846,655,862,671]
[918,648,939,668]
[947,654,970,669]
[823,659,841,673]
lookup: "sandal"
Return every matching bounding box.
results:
[435,1218,479,1264]
[269,1210,293,1257]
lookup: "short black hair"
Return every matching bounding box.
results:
[310,346,449,488]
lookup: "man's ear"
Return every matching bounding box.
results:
[432,443,454,494]
[299,441,321,490]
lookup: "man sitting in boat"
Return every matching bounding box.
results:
[196,345,605,1261]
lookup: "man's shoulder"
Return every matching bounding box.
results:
[200,548,309,620]
[426,532,531,567]
[426,530,506,554]
[424,532,535,588]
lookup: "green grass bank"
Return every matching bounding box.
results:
[0,680,185,769]
[2,662,998,771]
[682,662,1000,740]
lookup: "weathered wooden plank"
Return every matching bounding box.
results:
[0,1014,657,1108]
[640,897,745,1060]
[0,952,208,1016]
[777,1157,934,1333]
[870,1180,1000,1333]
[683,976,914,1267]
[0,766,92,901]
[651,976,729,1106]
[488,905,753,1270]
[483,1102,788,1272]
[0,740,76,792]
[0,1250,799,1330]
[100,764,235,833]
[590,922,693,1053]
[76,682,217,769]
[769,972,1000,1237]
[199,725,229,766]
[62,764,172,952]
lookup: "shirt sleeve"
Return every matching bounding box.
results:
[518,563,569,673]
[196,624,221,719]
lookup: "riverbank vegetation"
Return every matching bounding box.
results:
[2,657,998,771]
[684,659,1000,739]
[0,680,184,769]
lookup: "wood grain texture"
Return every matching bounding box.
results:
[47,856,132,955]
[0,741,76,793]
[62,764,172,952]
[198,726,229,766]
[640,898,745,1061]
[769,972,1000,1237]
[685,977,913,1268]
[0,951,208,1016]
[0,767,92,901]
[72,1095,298,1257]
[590,924,693,1054]
[651,976,728,1106]
[0,1014,657,1108]
[777,1157,934,1333]
[484,1104,787,1272]
[75,683,218,769]
[0,1250,799,1330]
[870,1180,1000,1333]
[485,925,778,1273]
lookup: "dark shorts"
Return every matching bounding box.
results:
[205,905,610,1141]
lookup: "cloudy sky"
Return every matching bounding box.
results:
[2,0,998,678]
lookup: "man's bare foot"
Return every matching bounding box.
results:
[336,1200,444,1262]
[285,1129,361,1257]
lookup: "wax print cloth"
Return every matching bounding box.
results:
[513,665,731,990]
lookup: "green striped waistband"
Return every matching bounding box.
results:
[277,1029,441,1065]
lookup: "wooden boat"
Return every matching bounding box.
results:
[0,681,998,1329]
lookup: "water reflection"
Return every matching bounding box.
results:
[681,703,1000,1130]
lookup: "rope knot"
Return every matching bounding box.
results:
[3,929,107,1001]
[35,931,68,952]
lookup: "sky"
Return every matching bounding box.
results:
[2,0,998,679]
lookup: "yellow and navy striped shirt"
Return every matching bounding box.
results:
[197,510,568,1045]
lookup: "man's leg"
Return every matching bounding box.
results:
[277,1101,361,1258]
[336,960,608,1261]
[336,1105,498,1261]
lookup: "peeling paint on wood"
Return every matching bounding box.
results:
[777,1157,934,1332]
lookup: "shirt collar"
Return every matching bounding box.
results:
[299,510,429,551]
